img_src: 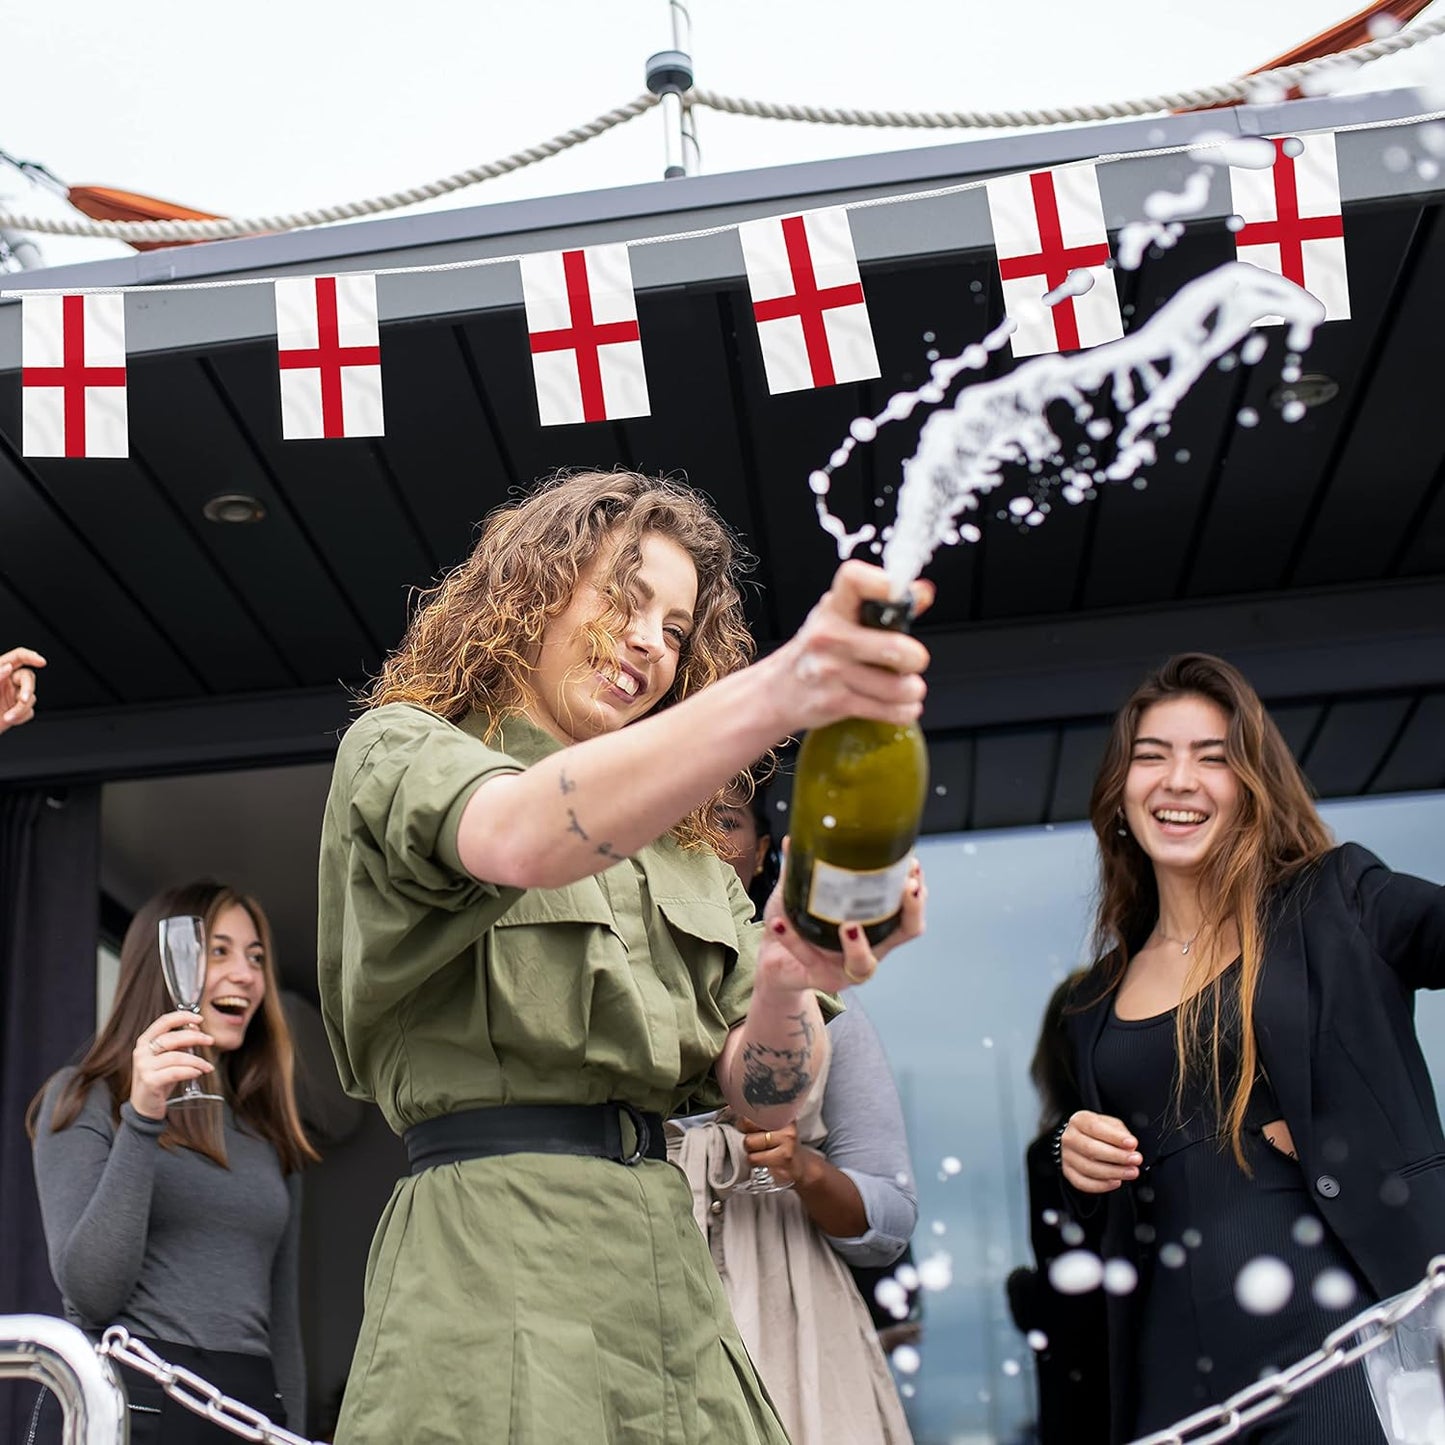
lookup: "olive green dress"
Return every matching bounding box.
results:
[317,703,789,1445]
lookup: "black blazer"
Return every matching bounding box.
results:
[1064,843,1445,1440]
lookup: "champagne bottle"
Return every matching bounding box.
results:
[783,597,929,949]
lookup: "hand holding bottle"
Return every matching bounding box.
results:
[762,849,926,990]
[764,562,933,736]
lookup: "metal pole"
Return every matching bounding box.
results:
[646,1,696,180]
[669,0,700,174]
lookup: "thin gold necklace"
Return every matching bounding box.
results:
[1155,922,1203,956]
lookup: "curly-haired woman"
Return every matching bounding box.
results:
[1058,653,1444,1443]
[317,469,931,1444]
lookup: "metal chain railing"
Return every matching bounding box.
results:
[97,1330,312,1445]
[0,6,1441,245]
[1128,1254,1445,1444]
[85,1255,1445,1445]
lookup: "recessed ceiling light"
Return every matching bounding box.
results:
[203,493,266,524]
[1269,373,1339,411]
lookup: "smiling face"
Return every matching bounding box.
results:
[1122,694,1242,879]
[198,902,268,1052]
[527,530,699,744]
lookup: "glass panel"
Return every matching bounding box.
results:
[864,790,1445,1443]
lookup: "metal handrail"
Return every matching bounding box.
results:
[0,1315,128,1445]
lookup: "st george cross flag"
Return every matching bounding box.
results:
[1230,135,1349,323]
[520,244,649,426]
[275,274,384,439]
[738,208,880,394]
[22,293,128,457]
[986,166,1124,358]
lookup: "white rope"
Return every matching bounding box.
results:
[3,107,1442,299]
[689,8,1445,130]
[0,95,659,244]
[0,7,1440,248]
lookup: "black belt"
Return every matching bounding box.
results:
[404,1102,666,1175]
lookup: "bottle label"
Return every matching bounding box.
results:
[806,856,912,926]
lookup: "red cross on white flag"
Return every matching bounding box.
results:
[739,208,880,394]
[520,245,649,426]
[275,274,384,439]
[1230,135,1349,323]
[986,166,1124,358]
[22,293,128,457]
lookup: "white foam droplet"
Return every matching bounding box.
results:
[896,1263,920,1291]
[1235,1256,1294,1315]
[1292,1215,1325,1247]
[891,1344,922,1375]
[1048,1250,1103,1295]
[960,523,981,543]
[931,1220,946,1236]
[1241,333,1268,366]
[1027,1329,1049,1351]
[1041,1209,1059,1227]
[808,471,831,496]
[1103,1259,1139,1296]
[1008,495,1033,517]
[1237,407,1260,428]
[1002,1358,1021,1377]
[981,1036,994,1048]
[850,417,878,443]
[917,1254,954,1291]
[1281,137,1305,159]
[830,448,850,469]
[1159,1242,1187,1269]
[941,1156,962,1176]
[1282,399,1306,424]
[821,815,836,829]
[1312,1268,1357,1310]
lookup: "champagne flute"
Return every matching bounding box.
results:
[720,1110,795,1195]
[158,915,223,1108]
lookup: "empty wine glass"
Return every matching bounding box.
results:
[158,915,223,1108]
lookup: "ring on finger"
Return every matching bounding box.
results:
[765,1131,773,1148]
[149,1038,163,1055]
[843,958,874,984]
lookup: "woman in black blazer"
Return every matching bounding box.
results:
[1058,652,1443,1444]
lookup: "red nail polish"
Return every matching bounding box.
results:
[845,925,860,942]
[771,919,787,935]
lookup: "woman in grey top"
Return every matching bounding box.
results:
[28,880,315,1445]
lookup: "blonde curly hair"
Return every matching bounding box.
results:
[366,469,760,850]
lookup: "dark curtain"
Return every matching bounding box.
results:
[0,785,100,1440]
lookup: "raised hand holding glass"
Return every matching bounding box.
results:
[158,915,223,1107]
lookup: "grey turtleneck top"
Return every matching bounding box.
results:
[31,1070,305,1429]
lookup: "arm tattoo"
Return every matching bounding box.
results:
[558,769,577,795]
[740,1009,816,1107]
[565,807,625,862]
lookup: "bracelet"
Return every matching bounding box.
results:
[1051,1120,1068,1173]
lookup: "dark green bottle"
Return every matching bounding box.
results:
[783,598,929,949]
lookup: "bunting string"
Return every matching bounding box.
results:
[4,106,1444,453]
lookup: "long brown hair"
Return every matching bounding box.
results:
[366,468,759,851]
[1085,653,1333,1168]
[28,881,317,1173]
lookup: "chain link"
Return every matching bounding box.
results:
[1128,1256,1445,1444]
[96,1330,314,1445]
[88,1262,1445,1445]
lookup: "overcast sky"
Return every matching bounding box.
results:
[2,0,1442,271]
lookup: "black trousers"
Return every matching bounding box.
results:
[28,1338,282,1445]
